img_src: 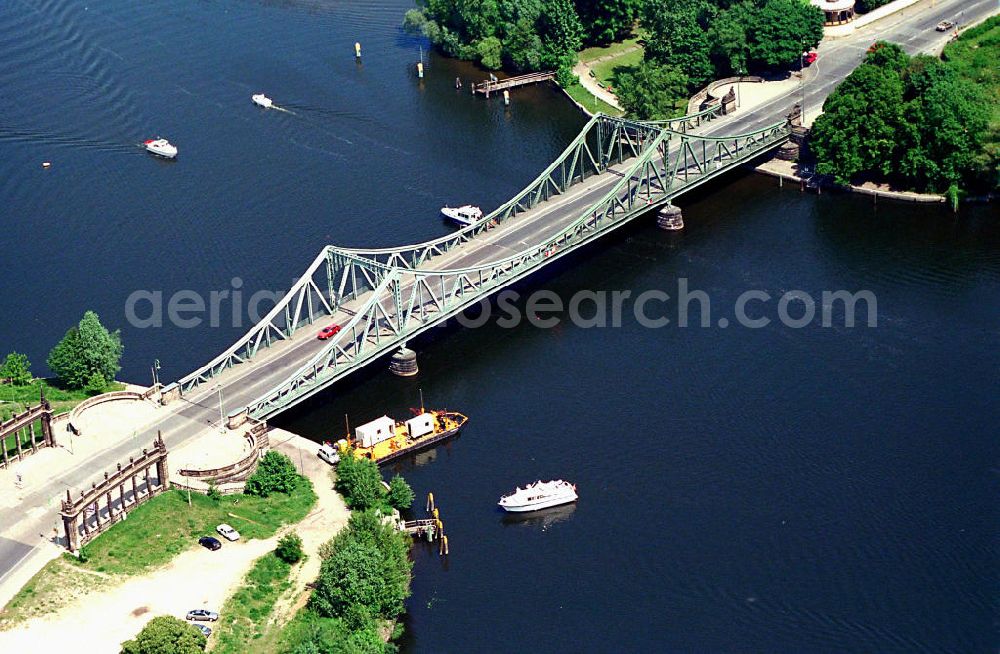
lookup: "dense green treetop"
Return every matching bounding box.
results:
[120,615,206,654]
[809,40,995,193]
[0,352,32,386]
[46,310,122,390]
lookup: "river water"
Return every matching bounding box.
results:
[1,1,997,652]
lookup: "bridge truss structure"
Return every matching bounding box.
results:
[178,108,789,418]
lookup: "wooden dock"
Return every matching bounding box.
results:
[473,71,556,97]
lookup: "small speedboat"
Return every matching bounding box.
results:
[498,479,578,513]
[144,138,177,159]
[251,93,273,109]
[441,205,483,226]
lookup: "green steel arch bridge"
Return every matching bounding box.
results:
[174,108,790,420]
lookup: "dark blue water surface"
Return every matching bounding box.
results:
[1,1,997,652]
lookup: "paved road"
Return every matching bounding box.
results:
[1,0,993,594]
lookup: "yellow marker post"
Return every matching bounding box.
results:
[417,61,424,79]
[355,42,361,58]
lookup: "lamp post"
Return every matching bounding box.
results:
[215,384,226,434]
[799,46,807,124]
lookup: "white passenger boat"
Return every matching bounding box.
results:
[251,93,273,109]
[441,205,483,226]
[144,138,177,159]
[498,479,578,513]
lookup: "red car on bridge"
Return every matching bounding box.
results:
[317,324,342,340]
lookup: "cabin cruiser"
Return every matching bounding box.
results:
[441,205,483,226]
[144,138,177,159]
[498,479,577,513]
[252,93,273,109]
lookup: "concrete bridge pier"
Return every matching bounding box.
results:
[657,205,684,231]
[390,346,419,377]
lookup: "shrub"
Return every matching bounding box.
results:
[334,452,387,512]
[0,352,32,386]
[120,615,206,654]
[206,483,222,502]
[47,311,123,390]
[277,533,304,564]
[245,451,299,498]
[387,476,414,511]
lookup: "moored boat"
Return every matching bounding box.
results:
[498,479,577,512]
[343,407,468,465]
[441,205,483,226]
[144,137,177,159]
[252,93,273,109]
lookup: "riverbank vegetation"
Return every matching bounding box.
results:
[211,549,295,654]
[335,450,414,513]
[403,0,823,120]
[276,510,413,653]
[809,30,999,196]
[47,310,124,392]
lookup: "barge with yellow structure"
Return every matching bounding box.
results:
[341,408,468,465]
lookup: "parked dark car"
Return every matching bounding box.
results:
[191,623,213,637]
[198,536,222,551]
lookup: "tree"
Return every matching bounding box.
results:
[311,511,412,628]
[0,352,31,386]
[475,36,503,69]
[335,453,387,511]
[614,60,690,120]
[120,615,206,654]
[809,62,905,185]
[643,0,715,88]
[277,532,304,564]
[744,0,824,69]
[245,451,300,497]
[504,17,543,71]
[47,311,123,390]
[538,0,584,70]
[574,0,637,46]
[387,475,414,511]
[84,371,107,395]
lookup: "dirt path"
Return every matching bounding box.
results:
[0,537,277,652]
[267,429,350,626]
[0,429,348,653]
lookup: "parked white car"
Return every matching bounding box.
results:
[317,443,340,465]
[216,523,240,541]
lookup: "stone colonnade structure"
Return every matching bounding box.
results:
[59,433,169,552]
[0,391,54,468]
[811,0,856,26]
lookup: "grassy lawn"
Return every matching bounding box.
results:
[590,47,644,88]
[0,378,126,419]
[72,485,316,576]
[563,82,623,116]
[943,16,1000,129]
[578,37,642,64]
[211,551,294,654]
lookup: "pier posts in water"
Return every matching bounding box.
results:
[439,534,449,556]
[503,90,510,106]
[390,346,418,377]
[426,492,435,512]
[355,42,361,59]
[417,62,424,78]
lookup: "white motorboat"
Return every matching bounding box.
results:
[252,93,273,109]
[441,205,483,226]
[498,479,578,513]
[144,138,177,159]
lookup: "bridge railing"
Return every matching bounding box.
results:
[245,121,790,417]
[330,114,663,270]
